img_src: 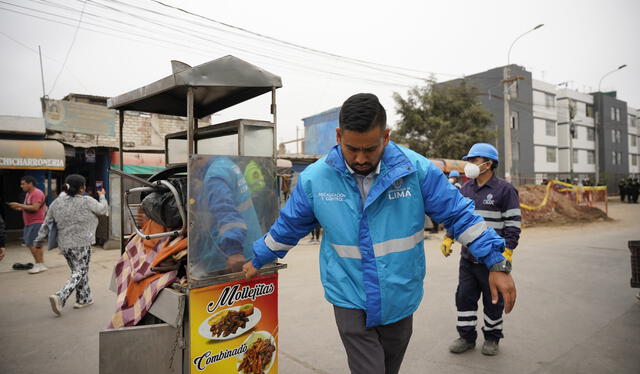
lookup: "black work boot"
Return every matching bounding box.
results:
[481,339,499,356]
[449,338,475,353]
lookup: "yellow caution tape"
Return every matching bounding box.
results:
[520,180,606,211]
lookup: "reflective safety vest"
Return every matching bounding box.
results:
[252,142,506,327]
[244,160,266,193]
[191,157,263,277]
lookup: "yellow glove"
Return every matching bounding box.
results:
[502,248,513,263]
[440,237,454,257]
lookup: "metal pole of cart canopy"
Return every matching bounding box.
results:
[272,87,277,161]
[118,110,125,250]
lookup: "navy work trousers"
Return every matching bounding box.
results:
[455,257,504,343]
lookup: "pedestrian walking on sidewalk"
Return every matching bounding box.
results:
[243,93,517,374]
[441,143,521,356]
[34,174,108,316]
[8,175,48,274]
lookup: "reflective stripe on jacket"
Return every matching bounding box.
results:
[252,142,505,327]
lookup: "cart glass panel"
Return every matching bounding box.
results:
[189,155,278,280]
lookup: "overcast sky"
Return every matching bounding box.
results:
[1,0,638,149]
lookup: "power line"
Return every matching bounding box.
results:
[146,0,458,79]
[47,0,86,95]
[0,30,89,90]
[0,2,418,88]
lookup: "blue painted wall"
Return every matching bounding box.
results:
[303,107,340,155]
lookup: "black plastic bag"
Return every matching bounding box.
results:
[141,178,187,229]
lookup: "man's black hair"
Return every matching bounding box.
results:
[21,175,36,185]
[339,93,386,132]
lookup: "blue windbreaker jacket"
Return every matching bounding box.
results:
[252,142,506,327]
[191,157,263,276]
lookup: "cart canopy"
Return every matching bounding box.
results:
[107,55,282,118]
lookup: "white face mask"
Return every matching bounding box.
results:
[464,161,490,179]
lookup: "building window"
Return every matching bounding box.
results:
[586,104,594,118]
[632,154,638,166]
[587,127,595,141]
[545,120,556,136]
[611,107,616,120]
[616,108,621,121]
[632,135,637,147]
[571,125,578,139]
[511,111,519,129]
[612,151,617,165]
[611,129,621,143]
[617,152,622,165]
[546,147,556,163]
[587,150,595,164]
[632,117,638,127]
[572,149,579,164]
[545,93,555,108]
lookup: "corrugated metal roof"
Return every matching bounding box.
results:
[0,115,46,135]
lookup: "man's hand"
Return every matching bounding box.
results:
[226,253,245,273]
[97,188,106,197]
[488,271,517,313]
[440,237,454,257]
[242,261,259,280]
[8,202,22,211]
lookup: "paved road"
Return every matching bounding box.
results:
[1,201,638,373]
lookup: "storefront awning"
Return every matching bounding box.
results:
[110,151,166,175]
[0,139,65,170]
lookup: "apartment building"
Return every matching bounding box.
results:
[439,65,637,190]
[628,107,639,175]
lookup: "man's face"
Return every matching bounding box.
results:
[20,180,33,192]
[336,126,390,175]
[467,157,492,174]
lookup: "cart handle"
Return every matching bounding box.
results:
[124,180,187,240]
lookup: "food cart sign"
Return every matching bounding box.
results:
[190,273,279,373]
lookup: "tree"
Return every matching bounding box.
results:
[392,80,496,159]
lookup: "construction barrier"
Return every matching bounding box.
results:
[520,180,608,215]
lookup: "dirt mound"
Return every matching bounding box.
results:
[517,184,608,226]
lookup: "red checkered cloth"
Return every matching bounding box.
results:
[108,227,182,328]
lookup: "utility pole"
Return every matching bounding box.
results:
[504,24,544,184]
[569,100,576,181]
[503,66,513,183]
[38,45,46,97]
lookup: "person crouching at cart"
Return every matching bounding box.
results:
[243,93,517,374]
[35,174,108,316]
[440,143,521,356]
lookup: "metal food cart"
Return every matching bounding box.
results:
[100,55,285,374]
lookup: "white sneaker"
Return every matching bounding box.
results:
[49,294,62,316]
[28,263,47,274]
[73,300,94,309]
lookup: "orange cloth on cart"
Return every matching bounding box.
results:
[150,236,188,267]
[109,220,182,328]
[123,220,186,308]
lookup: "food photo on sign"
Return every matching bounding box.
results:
[190,274,279,373]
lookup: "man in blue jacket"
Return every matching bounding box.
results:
[243,93,516,374]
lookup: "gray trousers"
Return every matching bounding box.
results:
[333,306,413,374]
